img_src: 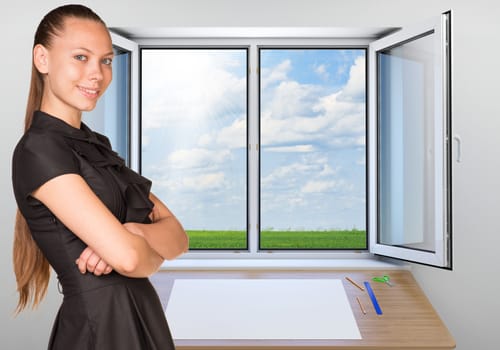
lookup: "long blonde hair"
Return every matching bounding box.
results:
[13,4,107,313]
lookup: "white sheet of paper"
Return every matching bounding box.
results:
[165,279,361,340]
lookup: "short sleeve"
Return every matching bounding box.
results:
[12,132,79,201]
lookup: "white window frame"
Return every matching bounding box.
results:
[110,32,141,171]
[110,20,452,267]
[368,13,452,268]
[135,37,371,260]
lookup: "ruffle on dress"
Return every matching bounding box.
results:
[59,120,154,224]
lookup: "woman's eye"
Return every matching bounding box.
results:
[74,54,87,61]
[102,58,113,65]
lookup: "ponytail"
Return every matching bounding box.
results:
[13,211,50,313]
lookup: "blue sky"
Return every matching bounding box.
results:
[141,48,366,231]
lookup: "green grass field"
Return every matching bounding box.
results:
[187,229,366,250]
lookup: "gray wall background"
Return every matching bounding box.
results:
[1,1,498,349]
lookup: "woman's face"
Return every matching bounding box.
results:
[37,17,113,119]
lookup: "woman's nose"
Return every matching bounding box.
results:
[87,60,104,82]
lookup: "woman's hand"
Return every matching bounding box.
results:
[76,246,113,276]
[75,222,159,276]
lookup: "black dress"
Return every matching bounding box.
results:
[12,111,175,350]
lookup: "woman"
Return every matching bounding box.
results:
[12,4,188,349]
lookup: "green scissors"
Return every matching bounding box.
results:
[372,275,393,286]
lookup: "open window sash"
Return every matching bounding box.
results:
[368,13,452,268]
[109,32,140,171]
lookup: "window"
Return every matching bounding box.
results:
[139,43,367,253]
[141,48,248,250]
[259,48,367,250]
[111,11,452,267]
[368,13,452,268]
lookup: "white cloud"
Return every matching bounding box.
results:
[261,161,316,189]
[261,155,335,189]
[301,180,338,193]
[196,115,246,150]
[260,150,358,222]
[338,56,365,102]
[181,172,226,191]
[327,134,365,148]
[314,63,329,80]
[260,56,366,150]
[260,191,307,212]
[265,144,314,153]
[167,148,231,170]
[214,115,246,148]
[152,172,226,192]
[265,80,321,120]
[197,133,213,147]
[262,94,365,149]
[318,164,337,177]
[142,50,246,129]
[260,59,291,89]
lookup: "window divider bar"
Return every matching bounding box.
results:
[248,43,259,253]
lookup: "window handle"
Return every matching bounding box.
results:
[453,135,462,162]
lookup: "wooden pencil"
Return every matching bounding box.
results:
[356,296,367,314]
[345,276,365,291]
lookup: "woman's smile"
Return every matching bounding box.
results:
[77,85,100,99]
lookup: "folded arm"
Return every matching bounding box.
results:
[32,174,163,277]
[123,193,189,260]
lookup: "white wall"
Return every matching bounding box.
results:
[1,1,498,349]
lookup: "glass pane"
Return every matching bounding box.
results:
[378,32,437,252]
[141,49,247,250]
[260,49,367,250]
[84,48,130,162]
